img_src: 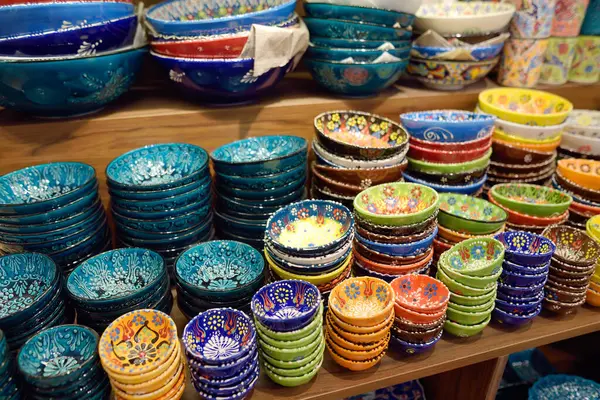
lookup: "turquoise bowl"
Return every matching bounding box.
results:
[307,45,410,62]
[215,186,305,214]
[111,191,212,220]
[175,240,264,301]
[215,163,306,191]
[304,17,412,40]
[115,211,212,240]
[50,221,111,267]
[215,175,305,200]
[304,3,415,27]
[106,143,209,191]
[214,210,267,238]
[108,174,210,200]
[311,37,411,49]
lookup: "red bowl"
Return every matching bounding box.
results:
[408,142,492,164]
[151,34,249,59]
[408,133,492,151]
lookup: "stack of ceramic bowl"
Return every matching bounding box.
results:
[352,183,439,282]
[212,136,308,249]
[493,232,553,326]
[488,184,573,234]
[66,248,172,333]
[542,226,599,315]
[17,325,110,400]
[390,274,448,354]
[107,143,213,271]
[529,375,600,400]
[0,253,72,354]
[436,238,504,337]
[174,241,265,318]
[400,110,494,196]
[0,162,110,274]
[0,1,144,117]
[312,110,409,206]
[184,309,258,399]
[553,159,600,229]
[434,193,508,270]
[263,200,354,303]
[0,330,21,400]
[325,277,393,371]
[252,281,324,387]
[303,3,413,96]
[585,215,600,306]
[100,310,185,399]
[559,110,600,160]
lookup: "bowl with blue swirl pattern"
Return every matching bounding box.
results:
[400,110,496,143]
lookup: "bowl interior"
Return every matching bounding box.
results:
[439,193,506,223]
[495,231,555,257]
[492,184,571,207]
[329,277,392,319]
[543,226,600,265]
[480,89,573,116]
[147,0,292,21]
[391,275,449,309]
[251,280,320,321]
[354,183,438,218]
[416,1,514,18]
[443,238,504,273]
[211,135,306,165]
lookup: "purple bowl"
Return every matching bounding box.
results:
[493,304,541,326]
[503,259,550,276]
[495,295,543,316]
[390,330,442,355]
[499,269,548,287]
[495,231,555,266]
[498,280,546,297]
[496,290,543,304]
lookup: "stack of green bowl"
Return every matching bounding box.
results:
[436,237,505,337]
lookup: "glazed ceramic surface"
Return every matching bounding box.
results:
[355,226,437,257]
[407,141,491,164]
[408,150,492,175]
[498,38,549,88]
[509,0,556,38]
[543,225,600,266]
[558,159,600,190]
[529,374,600,400]
[490,184,572,217]
[407,57,499,91]
[401,171,487,195]
[329,277,393,324]
[308,45,410,62]
[411,40,505,62]
[552,0,591,36]
[540,37,578,85]
[400,110,495,143]
[304,17,411,41]
[442,237,505,276]
[310,37,409,49]
[582,0,600,34]
[495,231,555,265]
[391,275,449,312]
[303,3,414,27]
[438,193,507,234]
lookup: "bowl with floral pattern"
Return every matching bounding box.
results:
[314,110,409,160]
[489,184,572,218]
[400,110,496,144]
[494,231,556,266]
[304,17,411,41]
[542,225,600,267]
[329,277,394,327]
[440,237,505,277]
[407,57,500,91]
[402,171,487,196]
[497,280,545,298]
[354,183,440,227]
[438,193,507,235]
[438,259,502,289]
[175,241,264,301]
[355,226,437,257]
[390,275,449,313]
[557,159,600,191]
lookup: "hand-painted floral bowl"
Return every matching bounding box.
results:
[175,241,264,300]
[542,296,586,315]
[329,277,394,326]
[307,45,410,63]
[438,260,502,289]
[545,284,587,304]
[489,184,572,217]
[450,287,497,307]
[446,301,494,325]
[529,374,600,400]
[326,340,385,371]
[353,208,438,238]
[497,280,545,297]
[304,3,414,27]
[314,111,408,160]
[557,159,600,190]
[442,237,505,277]
[500,269,547,287]
[494,231,556,266]
[543,226,600,267]
[407,57,499,91]
[266,245,351,276]
[400,110,495,144]
[444,314,491,338]
[407,141,492,164]
[408,149,492,175]
[390,275,449,312]
[391,320,443,344]
[313,161,406,190]
[502,259,549,277]
[355,221,437,246]
[438,193,507,235]
[402,171,487,195]
[411,40,505,62]
[304,17,411,41]
[325,329,387,362]
[493,304,541,326]
[355,226,437,257]
[194,361,260,395]
[487,195,569,228]
[251,280,321,332]
[353,247,432,275]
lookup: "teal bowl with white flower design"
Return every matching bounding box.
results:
[442,238,505,277]
[438,193,507,235]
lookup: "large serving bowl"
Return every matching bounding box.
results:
[489,184,572,217]
[414,2,515,36]
[407,58,499,91]
[308,44,410,62]
[304,3,414,27]
[304,17,411,41]
[438,193,507,234]
[400,110,495,144]
[441,237,505,277]
[557,159,600,190]
[329,277,393,327]
[543,225,600,267]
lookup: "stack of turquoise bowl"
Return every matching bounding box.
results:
[107,143,213,271]
[0,329,21,400]
[17,325,110,400]
[303,3,414,96]
[212,136,308,249]
[66,248,172,333]
[0,162,110,274]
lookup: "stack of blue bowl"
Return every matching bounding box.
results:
[174,240,265,318]
[0,162,110,274]
[493,231,554,326]
[107,143,214,271]
[0,253,72,354]
[183,308,259,399]
[17,325,110,399]
[0,1,145,118]
[66,248,172,333]
[303,4,413,96]
[211,136,308,249]
[0,329,21,400]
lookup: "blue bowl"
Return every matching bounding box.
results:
[216,186,305,214]
[500,270,547,288]
[306,58,408,96]
[146,0,296,35]
[17,325,98,387]
[113,201,211,233]
[214,210,267,237]
[494,231,556,266]
[492,304,541,326]
[215,204,271,222]
[192,361,259,397]
[216,229,264,251]
[112,192,212,220]
[402,171,486,195]
[411,42,505,62]
[115,213,211,240]
[106,143,209,191]
[4,283,64,337]
[0,162,96,216]
[31,364,107,397]
[109,175,210,201]
[304,18,411,41]
[211,136,308,177]
[0,46,145,118]
[215,175,305,200]
[52,225,111,268]
[502,259,550,276]
[175,240,264,300]
[495,295,543,316]
[251,280,321,332]
[355,226,437,257]
[497,281,545,297]
[529,374,600,400]
[390,330,442,355]
[120,214,212,250]
[215,163,306,191]
[311,37,411,49]
[191,352,257,387]
[304,3,415,27]
[187,346,258,379]
[399,111,496,143]
[307,45,410,62]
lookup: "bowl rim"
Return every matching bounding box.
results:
[403,170,487,191]
[416,1,515,18]
[0,43,147,64]
[329,276,394,323]
[438,193,508,225]
[304,2,415,16]
[310,37,411,46]
[210,135,307,166]
[305,56,409,66]
[309,43,411,53]
[304,16,412,31]
[442,237,505,274]
[490,183,573,211]
[356,225,438,250]
[478,88,574,122]
[409,141,492,156]
[408,148,492,172]
[494,231,556,258]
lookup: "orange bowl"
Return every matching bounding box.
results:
[325,331,388,361]
[328,303,395,335]
[394,302,447,324]
[329,277,395,327]
[353,248,433,275]
[391,275,449,313]
[586,288,600,307]
[558,159,600,190]
[326,340,386,371]
[433,237,453,253]
[326,310,393,344]
[570,200,600,217]
[326,316,389,351]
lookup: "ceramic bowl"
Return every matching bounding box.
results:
[587,214,600,240]
[407,166,488,187]
[310,37,410,49]
[401,111,495,145]
[408,142,492,164]
[450,288,497,307]
[325,330,387,362]
[438,193,507,234]
[390,275,449,312]
[313,161,406,190]
[353,207,438,237]
[408,57,499,91]
[489,183,572,217]
[491,141,556,167]
[353,239,434,268]
[355,226,437,257]
[308,44,410,62]
[304,17,411,41]
[151,32,250,59]
[394,301,447,324]
[355,221,437,245]
[215,175,305,201]
[444,314,491,337]
[543,297,586,315]
[498,280,545,297]
[326,340,385,371]
[503,260,550,276]
[446,301,494,325]
[411,41,505,62]
[493,304,541,326]
[407,149,492,175]
[311,165,368,197]
[403,172,487,195]
[543,226,600,267]
[266,251,352,287]
[353,259,431,283]
[586,287,600,307]
[441,237,505,277]
[438,261,502,289]
[215,163,306,192]
[255,302,323,342]
[561,131,600,157]
[267,244,351,276]
[304,2,414,27]
[265,234,352,266]
[500,269,547,287]
[529,375,600,400]
[329,277,393,327]
[326,313,392,346]
[391,320,443,344]
[545,284,587,304]
[494,231,556,266]
[216,187,304,216]
[390,330,442,355]
[556,170,600,204]
[437,267,497,297]
[313,140,409,169]
[487,196,569,228]
[558,159,600,190]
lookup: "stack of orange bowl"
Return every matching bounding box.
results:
[477,88,573,196]
[585,215,600,307]
[390,274,449,355]
[325,277,394,371]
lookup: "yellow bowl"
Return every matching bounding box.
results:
[325,315,388,351]
[112,362,184,400]
[325,330,388,362]
[492,137,561,152]
[586,288,600,307]
[586,215,600,243]
[493,127,562,145]
[264,250,352,286]
[557,159,600,190]
[111,351,183,394]
[479,88,573,126]
[328,304,395,334]
[326,340,385,371]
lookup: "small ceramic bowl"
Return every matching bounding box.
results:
[355,226,437,257]
[310,36,410,48]
[489,184,573,218]
[494,231,556,266]
[441,237,505,277]
[438,193,507,235]
[313,140,409,170]
[407,58,499,91]
[449,288,497,307]
[558,159,600,191]
[408,149,492,175]
[355,221,437,245]
[266,252,352,287]
[313,161,406,190]
[403,172,487,195]
[391,321,443,344]
[498,280,546,297]
[304,17,411,41]
[542,297,586,315]
[437,268,497,297]
[394,302,447,325]
[487,196,569,228]
[586,287,600,307]
[326,340,385,371]
[325,330,387,361]
[495,292,542,314]
[493,304,541,326]
[329,277,394,327]
[400,110,495,144]
[262,358,321,387]
[216,163,306,192]
[304,3,414,27]
[408,142,492,164]
[545,285,587,304]
[390,330,442,355]
[328,304,392,336]
[258,332,322,362]
[353,247,433,275]
[390,275,449,313]
[307,45,410,62]
[500,269,548,287]
[444,314,491,338]
[215,174,305,200]
[446,302,494,325]
[543,225,600,267]
[438,261,502,289]
[353,209,438,238]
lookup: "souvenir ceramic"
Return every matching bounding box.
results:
[355,226,437,257]
[312,162,406,189]
[552,0,590,37]
[490,184,572,217]
[304,18,411,41]
[438,193,507,234]
[390,275,449,312]
[303,3,414,27]
[557,159,600,190]
[543,225,600,267]
[441,237,505,277]
[529,375,600,400]
[408,142,491,164]
[443,315,491,337]
[402,171,487,195]
[307,45,410,63]
[508,0,557,38]
[498,38,548,88]
[568,36,600,83]
[495,231,556,265]
[310,37,410,49]
[407,57,499,91]
[539,37,578,85]
[407,150,492,174]
[329,277,394,326]
[313,140,409,169]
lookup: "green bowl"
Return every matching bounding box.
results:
[254,303,323,342]
[263,357,323,387]
[261,337,325,369]
[444,314,491,337]
[438,257,502,288]
[353,182,439,226]
[259,331,324,361]
[450,288,497,306]
[407,149,492,174]
[438,193,507,234]
[442,237,505,277]
[262,345,324,378]
[489,184,572,217]
[448,296,496,312]
[437,268,497,296]
[256,318,322,349]
[446,302,494,325]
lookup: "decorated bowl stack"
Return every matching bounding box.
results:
[390,274,448,354]
[586,216,600,306]
[0,329,21,400]
[542,226,599,315]
[529,374,600,400]
[0,253,72,354]
[559,110,600,160]
[264,199,354,303]
[303,2,414,96]
[99,310,185,399]
[0,1,144,117]
[183,308,258,399]
[0,162,110,274]
[212,136,308,249]
[554,159,600,230]
[326,277,393,371]
[107,143,213,271]
[400,110,495,196]
[174,241,265,318]
[488,184,573,234]
[493,232,553,325]
[436,238,504,337]
[352,183,439,282]
[17,325,109,400]
[66,248,172,333]
[252,280,324,387]
[312,110,409,206]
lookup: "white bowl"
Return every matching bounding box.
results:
[475,106,567,140]
[415,2,515,36]
[312,140,408,169]
[265,235,353,266]
[304,0,423,15]
[566,110,600,138]
[561,132,600,156]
